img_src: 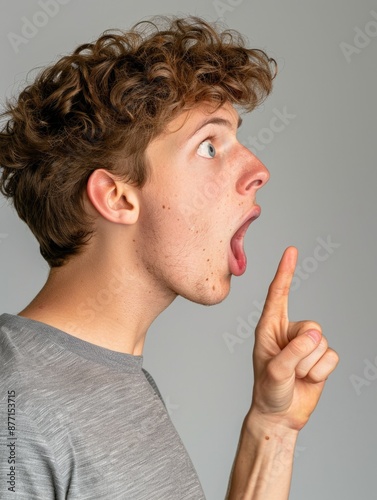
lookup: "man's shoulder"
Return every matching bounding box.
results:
[0,312,104,407]
[0,312,61,373]
[0,313,64,407]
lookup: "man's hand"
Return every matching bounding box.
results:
[250,246,339,430]
[225,247,339,499]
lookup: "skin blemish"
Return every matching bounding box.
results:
[265,436,270,440]
[207,259,210,262]
[212,285,215,291]
[206,278,209,281]
[162,205,166,209]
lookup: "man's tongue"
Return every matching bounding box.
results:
[229,220,252,276]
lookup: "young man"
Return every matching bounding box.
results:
[0,16,338,499]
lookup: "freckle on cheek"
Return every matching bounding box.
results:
[162,205,166,209]
[212,285,215,291]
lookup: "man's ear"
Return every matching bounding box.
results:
[86,169,140,225]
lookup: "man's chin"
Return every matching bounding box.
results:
[181,283,231,307]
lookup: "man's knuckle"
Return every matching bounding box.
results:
[288,339,307,358]
[265,361,283,382]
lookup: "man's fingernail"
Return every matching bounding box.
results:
[306,330,321,343]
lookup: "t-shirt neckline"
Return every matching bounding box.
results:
[0,312,144,373]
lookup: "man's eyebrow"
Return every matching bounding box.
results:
[188,115,243,139]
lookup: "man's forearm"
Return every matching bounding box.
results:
[226,411,299,500]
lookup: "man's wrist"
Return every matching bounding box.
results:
[243,407,300,441]
[225,409,300,499]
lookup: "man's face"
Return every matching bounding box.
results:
[136,101,269,305]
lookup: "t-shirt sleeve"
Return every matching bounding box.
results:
[0,405,65,499]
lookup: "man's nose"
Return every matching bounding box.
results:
[236,151,270,195]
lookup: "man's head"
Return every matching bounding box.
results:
[0,16,276,269]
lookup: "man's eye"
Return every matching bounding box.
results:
[197,140,216,158]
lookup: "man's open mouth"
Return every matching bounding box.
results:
[229,206,261,276]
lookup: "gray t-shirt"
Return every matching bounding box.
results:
[0,313,206,499]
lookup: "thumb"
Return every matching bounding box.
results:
[269,330,322,380]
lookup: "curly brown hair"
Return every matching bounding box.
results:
[0,16,276,268]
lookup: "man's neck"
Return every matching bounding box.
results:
[18,252,176,356]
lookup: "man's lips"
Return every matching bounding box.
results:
[229,206,261,276]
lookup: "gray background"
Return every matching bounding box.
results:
[0,1,376,499]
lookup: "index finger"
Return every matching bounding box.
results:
[260,246,298,321]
